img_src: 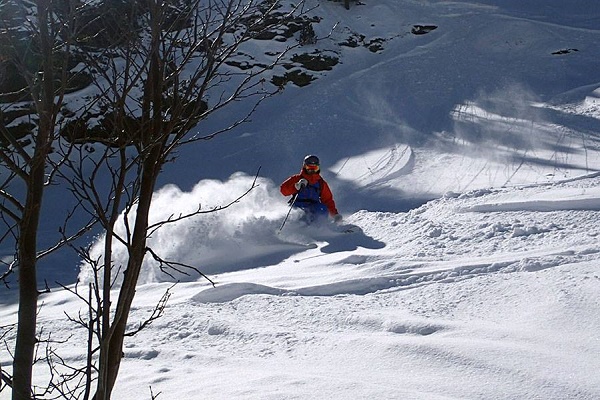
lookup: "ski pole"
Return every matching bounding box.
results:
[279,192,298,232]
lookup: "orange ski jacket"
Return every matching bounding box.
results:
[280,170,339,216]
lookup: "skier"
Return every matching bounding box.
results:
[280,155,343,224]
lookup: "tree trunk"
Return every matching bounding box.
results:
[12,121,52,400]
[94,146,162,400]
[12,1,54,397]
[12,233,39,400]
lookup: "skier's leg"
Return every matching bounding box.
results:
[312,204,329,223]
[294,203,313,223]
[294,202,327,224]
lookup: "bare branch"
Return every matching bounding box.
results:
[0,149,29,181]
[147,167,262,233]
[144,247,215,286]
[149,385,162,400]
[0,197,21,224]
[0,119,33,166]
[124,283,176,337]
[0,259,17,287]
[1,365,13,392]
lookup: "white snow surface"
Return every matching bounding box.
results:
[3,0,600,399]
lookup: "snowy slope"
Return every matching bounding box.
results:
[4,175,600,399]
[3,0,600,399]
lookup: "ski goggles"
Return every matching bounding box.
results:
[304,163,320,172]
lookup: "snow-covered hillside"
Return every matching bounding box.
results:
[2,0,600,399]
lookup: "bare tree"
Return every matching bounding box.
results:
[0,1,91,399]
[51,0,310,399]
[1,0,314,397]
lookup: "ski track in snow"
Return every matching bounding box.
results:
[188,174,600,304]
[332,144,414,189]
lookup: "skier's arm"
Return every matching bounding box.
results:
[320,181,339,216]
[280,175,302,196]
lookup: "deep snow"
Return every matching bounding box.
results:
[2,0,600,399]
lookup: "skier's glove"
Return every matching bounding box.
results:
[295,178,308,191]
[333,214,343,224]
